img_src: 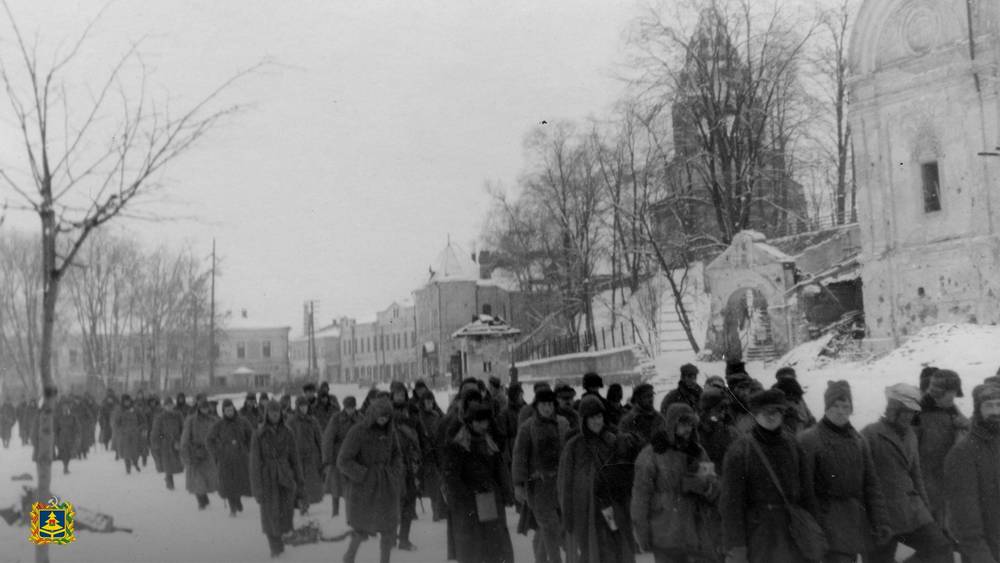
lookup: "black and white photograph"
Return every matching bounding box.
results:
[1,0,1000,562]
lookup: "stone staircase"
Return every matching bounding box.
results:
[744,311,780,362]
[659,292,697,355]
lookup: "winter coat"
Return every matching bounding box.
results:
[630,439,720,557]
[239,404,260,428]
[559,426,637,563]
[287,412,325,504]
[417,408,443,500]
[631,403,719,557]
[249,419,304,537]
[0,402,15,441]
[784,398,816,436]
[18,402,35,442]
[336,409,404,534]
[53,404,80,462]
[945,418,1000,563]
[135,403,152,457]
[113,406,144,463]
[313,398,338,432]
[799,418,889,555]
[916,395,969,525]
[618,406,667,450]
[512,413,566,485]
[860,419,934,536]
[149,409,184,474]
[180,411,220,495]
[442,423,515,563]
[321,409,360,498]
[720,425,818,563]
[98,398,115,444]
[207,415,254,499]
[699,419,740,476]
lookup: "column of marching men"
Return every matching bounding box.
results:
[4,364,1000,563]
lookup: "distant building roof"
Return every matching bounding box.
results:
[428,240,479,283]
[451,315,521,339]
[224,310,291,331]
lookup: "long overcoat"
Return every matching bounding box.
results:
[53,403,80,462]
[287,412,325,504]
[559,427,637,563]
[322,409,360,498]
[859,419,934,536]
[336,404,403,535]
[180,411,220,495]
[945,418,1000,563]
[207,414,254,498]
[631,415,720,558]
[98,398,115,445]
[442,424,516,563]
[113,405,144,463]
[799,419,889,555]
[916,396,969,525]
[249,418,304,537]
[149,409,184,474]
[0,401,15,442]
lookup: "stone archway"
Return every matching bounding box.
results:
[721,287,772,361]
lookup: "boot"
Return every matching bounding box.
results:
[125,461,131,475]
[397,518,415,550]
[266,534,283,558]
[343,532,364,563]
[332,497,339,517]
[379,532,394,563]
[165,474,175,490]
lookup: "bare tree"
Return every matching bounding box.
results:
[0,6,252,560]
[0,231,44,393]
[629,0,815,245]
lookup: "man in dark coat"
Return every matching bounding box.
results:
[287,395,325,508]
[498,383,525,465]
[208,398,254,516]
[443,402,516,563]
[239,392,260,428]
[773,377,816,435]
[390,381,425,551]
[18,397,35,446]
[698,386,739,476]
[175,392,192,418]
[860,383,952,563]
[619,383,666,451]
[799,381,891,563]
[0,396,16,448]
[945,383,1000,563]
[337,397,404,563]
[659,363,702,416]
[512,389,567,563]
[250,399,305,558]
[314,388,338,432]
[113,394,144,474]
[322,395,360,517]
[725,372,756,434]
[415,389,446,522]
[915,368,968,534]
[519,382,551,426]
[720,388,818,563]
[180,394,220,510]
[149,397,184,490]
[605,384,626,428]
[53,399,80,474]
[554,383,580,433]
[98,392,116,450]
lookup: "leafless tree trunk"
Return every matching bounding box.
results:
[0,5,253,561]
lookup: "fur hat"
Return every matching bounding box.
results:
[195,393,209,406]
[726,372,751,389]
[295,395,310,409]
[221,398,235,410]
[929,369,963,398]
[699,387,727,412]
[488,376,502,389]
[919,366,939,393]
[302,383,317,393]
[680,363,699,378]
[704,375,726,390]
[748,388,787,412]
[972,384,1000,415]
[824,380,852,410]
[775,366,797,381]
[632,383,654,402]
[366,397,393,423]
[507,383,523,404]
[533,389,557,406]
[259,392,269,401]
[465,403,494,423]
[554,382,576,397]
[245,392,256,401]
[533,382,551,393]
[725,360,747,377]
[606,383,624,403]
[578,395,605,419]
[773,377,804,399]
[342,396,357,408]
[885,383,922,411]
[582,372,604,389]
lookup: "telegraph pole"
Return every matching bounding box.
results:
[208,239,216,386]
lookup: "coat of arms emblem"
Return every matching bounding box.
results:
[29,497,76,545]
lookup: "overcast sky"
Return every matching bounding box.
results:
[0,0,644,332]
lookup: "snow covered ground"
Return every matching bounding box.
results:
[4,322,995,562]
[0,384,652,563]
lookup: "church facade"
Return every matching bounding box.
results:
[850,0,1000,347]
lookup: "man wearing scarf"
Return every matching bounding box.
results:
[945,383,1000,563]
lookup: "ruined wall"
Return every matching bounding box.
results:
[849,0,1000,346]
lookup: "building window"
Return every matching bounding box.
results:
[482,304,492,316]
[921,161,941,212]
[237,342,246,359]
[263,341,271,358]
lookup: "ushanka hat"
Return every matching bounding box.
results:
[747,388,787,412]
[824,380,852,410]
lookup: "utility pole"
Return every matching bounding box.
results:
[208,239,216,387]
[304,299,319,381]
